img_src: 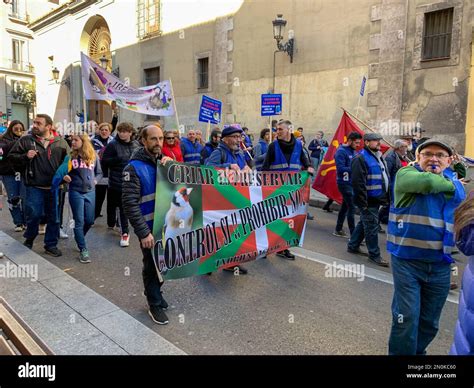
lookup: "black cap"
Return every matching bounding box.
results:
[416,139,453,156]
[221,125,243,138]
[363,133,383,141]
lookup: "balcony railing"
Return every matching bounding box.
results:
[0,59,34,73]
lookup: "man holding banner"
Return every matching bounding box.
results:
[262,119,314,260]
[206,125,252,274]
[122,124,173,325]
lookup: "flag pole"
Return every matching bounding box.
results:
[241,141,253,160]
[169,78,181,137]
[341,107,394,148]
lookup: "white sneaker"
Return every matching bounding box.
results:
[120,233,130,247]
[14,225,23,232]
[60,228,69,239]
[38,224,46,235]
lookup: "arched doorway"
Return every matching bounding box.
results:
[80,15,114,126]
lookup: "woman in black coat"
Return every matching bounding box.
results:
[0,120,26,230]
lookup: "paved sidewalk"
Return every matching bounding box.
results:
[0,231,185,355]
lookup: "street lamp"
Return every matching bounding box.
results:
[271,14,294,93]
[51,67,70,88]
[272,14,294,63]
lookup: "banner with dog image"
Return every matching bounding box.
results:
[80,52,174,116]
[152,163,311,280]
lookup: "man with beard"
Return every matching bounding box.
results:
[123,124,173,325]
[8,114,70,256]
[262,119,314,260]
[347,133,390,267]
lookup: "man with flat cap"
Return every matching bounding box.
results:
[387,139,466,355]
[206,125,251,275]
[347,132,390,267]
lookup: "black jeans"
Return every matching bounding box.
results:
[95,185,111,221]
[142,247,163,307]
[335,184,355,234]
[107,188,128,234]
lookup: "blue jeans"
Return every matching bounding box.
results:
[348,206,380,260]
[388,255,450,355]
[69,190,95,251]
[23,186,59,249]
[142,247,163,307]
[336,184,355,234]
[1,174,25,226]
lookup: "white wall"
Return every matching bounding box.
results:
[161,0,243,33]
[31,0,138,122]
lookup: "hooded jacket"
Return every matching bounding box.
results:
[8,134,70,187]
[101,135,140,191]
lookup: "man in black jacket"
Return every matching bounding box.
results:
[123,125,173,325]
[8,114,70,256]
[101,122,140,247]
[347,133,390,267]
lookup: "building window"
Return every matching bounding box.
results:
[137,0,161,39]
[422,8,454,60]
[9,0,27,20]
[11,0,18,14]
[144,67,160,120]
[145,66,160,86]
[12,39,25,70]
[197,57,209,90]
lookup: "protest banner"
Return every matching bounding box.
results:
[151,163,310,280]
[198,95,222,125]
[80,52,174,116]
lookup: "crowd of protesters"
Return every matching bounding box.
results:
[0,114,472,355]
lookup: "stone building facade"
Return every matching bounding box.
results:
[27,0,474,155]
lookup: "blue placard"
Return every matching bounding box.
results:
[360,76,367,97]
[199,95,222,124]
[261,94,282,116]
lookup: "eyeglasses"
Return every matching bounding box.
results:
[165,137,175,140]
[420,152,450,159]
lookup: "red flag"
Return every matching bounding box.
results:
[312,112,365,204]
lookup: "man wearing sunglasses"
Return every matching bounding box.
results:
[387,139,466,355]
